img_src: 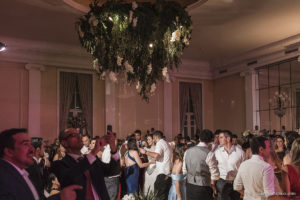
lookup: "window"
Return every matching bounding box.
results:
[256,57,300,131]
[183,93,197,138]
[59,72,93,135]
[179,82,202,139]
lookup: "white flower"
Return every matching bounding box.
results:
[184,38,189,46]
[78,25,84,38]
[162,67,168,77]
[147,64,152,75]
[117,56,123,66]
[109,71,117,82]
[133,17,138,27]
[150,83,156,93]
[124,61,134,74]
[129,10,133,23]
[93,59,98,69]
[100,71,106,80]
[136,81,141,92]
[170,30,181,42]
[132,1,138,10]
[122,194,135,200]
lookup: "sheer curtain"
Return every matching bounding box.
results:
[59,72,76,132]
[190,83,203,131]
[77,74,93,135]
[179,83,190,134]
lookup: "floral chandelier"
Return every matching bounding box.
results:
[76,0,192,100]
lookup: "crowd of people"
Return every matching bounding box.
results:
[0,127,300,200]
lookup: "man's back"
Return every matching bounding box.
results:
[185,145,211,186]
[233,155,275,200]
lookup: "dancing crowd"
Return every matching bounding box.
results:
[0,127,300,200]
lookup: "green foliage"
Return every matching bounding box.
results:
[134,189,160,200]
[76,0,192,101]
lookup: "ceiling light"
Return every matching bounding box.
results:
[0,42,6,52]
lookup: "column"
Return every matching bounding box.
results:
[242,69,260,130]
[105,78,115,132]
[25,64,45,138]
[164,80,173,141]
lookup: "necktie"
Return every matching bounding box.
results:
[77,157,95,200]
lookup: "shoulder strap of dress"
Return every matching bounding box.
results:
[128,151,136,162]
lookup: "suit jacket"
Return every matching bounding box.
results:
[0,159,59,200]
[51,154,110,200]
[26,159,44,199]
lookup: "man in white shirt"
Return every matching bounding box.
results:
[80,134,91,155]
[0,128,81,200]
[139,131,172,200]
[234,136,280,200]
[212,130,245,200]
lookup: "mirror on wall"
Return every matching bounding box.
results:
[256,57,300,131]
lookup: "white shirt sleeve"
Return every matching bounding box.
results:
[154,141,163,159]
[233,164,244,191]
[101,144,111,164]
[182,151,187,175]
[263,165,275,197]
[206,151,219,181]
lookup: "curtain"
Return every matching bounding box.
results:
[179,83,190,134]
[59,72,76,132]
[77,74,93,135]
[190,83,203,131]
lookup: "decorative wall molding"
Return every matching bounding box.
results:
[213,34,300,79]
[0,36,93,69]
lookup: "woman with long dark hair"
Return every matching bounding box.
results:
[168,143,187,200]
[124,137,154,194]
[282,138,300,199]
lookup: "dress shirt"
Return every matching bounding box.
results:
[4,159,40,200]
[81,145,89,155]
[101,144,111,164]
[183,142,219,180]
[233,155,275,200]
[213,145,245,181]
[68,153,99,200]
[154,139,172,175]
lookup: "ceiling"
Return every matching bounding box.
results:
[1,0,300,69]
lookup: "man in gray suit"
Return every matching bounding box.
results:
[184,129,218,200]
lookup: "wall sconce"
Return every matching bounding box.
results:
[0,42,6,52]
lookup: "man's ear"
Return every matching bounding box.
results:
[258,146,264,154]
[4,148,14,158]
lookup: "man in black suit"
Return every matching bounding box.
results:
[0,128,81,200]
[51,128,112,200]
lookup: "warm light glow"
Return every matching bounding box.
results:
[149,43,153,48]
[109,17,113,21]
[0,42,6,52]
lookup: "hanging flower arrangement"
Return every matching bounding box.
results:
[76,0,192,101]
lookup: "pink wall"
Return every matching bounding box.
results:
[0,61,28,131]
[213,74,246,135]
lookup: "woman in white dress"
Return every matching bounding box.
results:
[143,134,158,193]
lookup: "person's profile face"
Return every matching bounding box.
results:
[135,133,141,141]
[147,136,153,146]
[8,133,34,169]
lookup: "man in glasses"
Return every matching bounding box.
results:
[51,128,115,200]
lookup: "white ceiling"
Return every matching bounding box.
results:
[1,0,300,69]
